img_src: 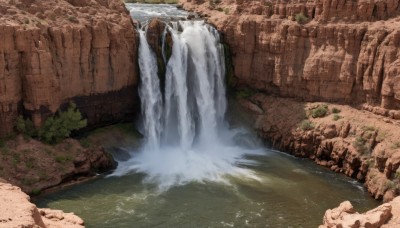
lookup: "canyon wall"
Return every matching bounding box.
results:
[0,0,139,137]
[181,0,400,200]
[182,0,400,111]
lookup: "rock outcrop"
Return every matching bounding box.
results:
[0,181,84,228]
[238,94,400,200]
[181,0,400,202]
[181,0,400,114]
[0,135,115,194]
[320,196,400,228]
[0,0,139,138]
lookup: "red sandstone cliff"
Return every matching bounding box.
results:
[182,0,400,201]
[0,0,139,137]
[182,0,400,113]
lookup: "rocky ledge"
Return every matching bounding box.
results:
[320,196,400,228]
[180,0,400,223]
[239,93,400,201]
[0,135,115,194]
[0,181,84,228]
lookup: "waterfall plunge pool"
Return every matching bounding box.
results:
[35,4,378,228]
[35,149,378,227]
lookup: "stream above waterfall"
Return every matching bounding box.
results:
[35,4,379,228]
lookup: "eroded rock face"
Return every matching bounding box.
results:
[0,182,84,228]
[0,135,116,194]
[239,94,400,200]
[320,197,400,228]
[181,0,400,110]
[0,0,139,137]
[181,0,400,200]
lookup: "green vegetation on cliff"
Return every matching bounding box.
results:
[15,102,87,144]
[311,105,328,118]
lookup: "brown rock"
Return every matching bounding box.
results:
[0,0,139,137]
[0,136,115,194]
[182,0,400,110]
[0,182,84,228]
[237,94,400,199]
[320,197,400,228]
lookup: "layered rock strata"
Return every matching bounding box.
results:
[181,0,400,201]
[181,0,400,114]
[239,94,400,201]
[0,135,115,194]
[0,0,139,137]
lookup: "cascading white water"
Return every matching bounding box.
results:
[112,20,263,189]
[137,29,163,151]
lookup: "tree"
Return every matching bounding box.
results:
[15,102,87,144]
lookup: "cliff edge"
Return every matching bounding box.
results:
[182,0,400,115]
[181,0,400,201]
[0,181,84,228]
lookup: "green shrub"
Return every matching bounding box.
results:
[25,157,36,169]
[362,126,377,132]
[300,120,314,131]
[15,102,87,144]
[12,153,21,164]
[80,138,91,148]
[38,103,87,144]
[236,88,255,99]
[224,8,230,15]
[391,142,400,149]
[208,0,221,6]
[331,107,341,114]
[395,168,400,179]
[353,136,370,155]
[311,105,328,118]
[385,180,396,190]
[366,159,375,168]
[68,16,78,23]
[332,114,341,121]
[31,189,41,196]
[55,156,66,163]
[55,155,72,164]
[376,130,387,142]
[295,13,308,24]
[15,116,37,137]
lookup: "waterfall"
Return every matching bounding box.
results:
[111,20,262,189]
[137,29,163,151]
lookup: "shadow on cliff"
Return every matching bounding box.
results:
[238,94,309,153]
